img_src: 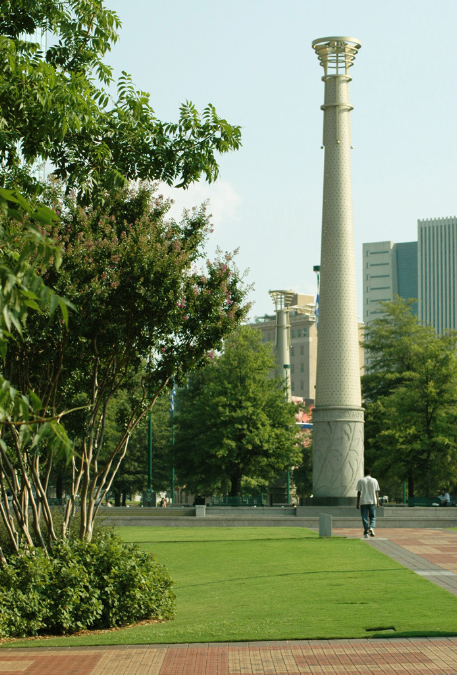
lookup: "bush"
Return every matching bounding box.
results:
[0,530,175,639]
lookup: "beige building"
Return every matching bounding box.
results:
[250,294,317,402]
[250,292,364,403]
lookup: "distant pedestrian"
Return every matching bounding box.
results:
[356,468,380,539]
[438,489,450,507]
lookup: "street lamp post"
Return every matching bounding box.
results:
[311,37,364,505]
[170,380,176,504]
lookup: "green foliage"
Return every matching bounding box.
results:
[363,297,457,496]
[0,530,175,638]
[174,326,302,496]
[0,1,241,200]
[0,188,73,558]
[110,392,173,500]
[292,438,312,497]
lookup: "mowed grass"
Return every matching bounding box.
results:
[5,527,457,647]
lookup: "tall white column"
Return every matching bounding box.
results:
[311,37,364,505]
[269,290,293,400]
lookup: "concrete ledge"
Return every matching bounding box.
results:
[103,515,457,528]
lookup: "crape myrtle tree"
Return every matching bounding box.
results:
[363,297,457,498]
[1,183,249,549]
[174,326,302,497]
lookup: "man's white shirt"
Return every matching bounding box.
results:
[356,476,380,505]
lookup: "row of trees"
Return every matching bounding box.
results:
[97,327,304,503]
[363,298,457,498]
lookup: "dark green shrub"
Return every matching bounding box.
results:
[0,530,176,638]
[0,549,51,638]
[46,539,103,633]
[85,530,176,628]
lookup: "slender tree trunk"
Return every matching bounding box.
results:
[408,469,415,499]
[56,472,63,500]
[122,492,127,507]
[114,490,121,507]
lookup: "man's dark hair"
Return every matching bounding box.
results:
[364,468,372,476]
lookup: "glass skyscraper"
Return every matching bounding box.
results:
[418,217,457,334]
[364,216,457,338]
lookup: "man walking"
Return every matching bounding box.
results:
[356,468,380,539]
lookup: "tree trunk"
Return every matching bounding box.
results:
[229,474,242,497]
[122,492,127,507]
[408,469,414,499]
[56,472,63,500]
[114,490,121,507]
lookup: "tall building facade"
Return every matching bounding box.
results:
[364,217,457,336]
[418,217,457,334]
[363,240,418,325]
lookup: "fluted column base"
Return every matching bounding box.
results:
[312,406,364,504]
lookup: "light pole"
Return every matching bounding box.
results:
[311,37,364,505]
[170,380,176,504]
[270,290,293,503]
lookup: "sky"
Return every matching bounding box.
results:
[105,0,457,320]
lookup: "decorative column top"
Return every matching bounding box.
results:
[269,290,294,311]
[312,37,361,77]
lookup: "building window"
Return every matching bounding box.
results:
[291,381,295,392]
[291,329,295,338]
[300,345,304,355]
[303,329,307,336]
[291,366,295,374]
[300,364,304,373]
[297,329,301,337]
[290,347,294,357]
[300,381,304,390]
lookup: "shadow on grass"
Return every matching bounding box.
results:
[178,568,406,589]
[369,630,457,639]
[121,536,353,545]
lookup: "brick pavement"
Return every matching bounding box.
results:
[1,528,457,674]
[1,639,457,674]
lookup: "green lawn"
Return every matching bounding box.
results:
[5,527,457,647]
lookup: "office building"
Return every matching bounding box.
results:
[363,240,418,325]
[365,217,457,336]
[418,217,457,334]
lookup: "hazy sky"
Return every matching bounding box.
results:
[105,0,457,320]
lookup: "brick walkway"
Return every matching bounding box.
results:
[1,639,457,674]
[1,528,457,673]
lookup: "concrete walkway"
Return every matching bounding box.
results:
[1,528,457,674]
[334,527,457,596]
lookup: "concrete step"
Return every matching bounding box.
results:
[100,515,457,528]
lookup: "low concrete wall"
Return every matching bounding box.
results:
[108,517,307,527]
[99,507,195,518]
[98,505,457,528]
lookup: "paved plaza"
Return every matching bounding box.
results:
[1,528,456,674]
